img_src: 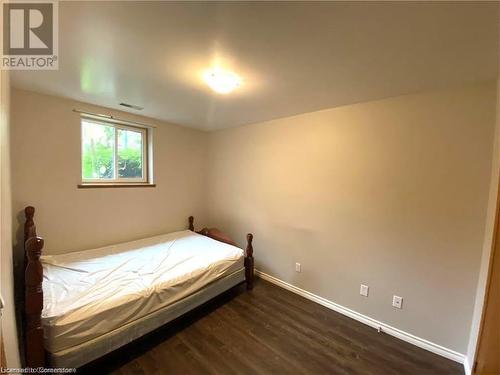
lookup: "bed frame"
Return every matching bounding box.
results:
[23,206,254,368]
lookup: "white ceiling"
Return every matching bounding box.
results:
[12,1,499,130]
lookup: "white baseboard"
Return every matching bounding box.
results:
[463,357,472,375]
[255,270,466,365]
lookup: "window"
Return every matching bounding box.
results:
[80,117,152,186]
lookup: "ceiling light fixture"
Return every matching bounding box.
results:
[204,68,241,94]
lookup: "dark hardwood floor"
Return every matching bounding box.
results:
[81,279,464,375]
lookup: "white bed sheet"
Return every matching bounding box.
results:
[41,230,244,353]
[49,269,245,368]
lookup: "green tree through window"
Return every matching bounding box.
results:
[81,119,147,183]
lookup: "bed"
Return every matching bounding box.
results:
[23,206,254,368]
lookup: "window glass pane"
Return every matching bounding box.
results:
[81,120,115,179]
[117,128,143,179]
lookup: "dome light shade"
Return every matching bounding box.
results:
[204,68,241,94]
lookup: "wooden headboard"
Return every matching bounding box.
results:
[189,216,237,246]
[189,216,254,289]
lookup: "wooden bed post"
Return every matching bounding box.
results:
[24,206,36,270]
[24,206,36,244]
[189,216,254,290]
[245,233,254,290]
[24,206,45,367]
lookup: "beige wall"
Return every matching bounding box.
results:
[1,73,21,366]
[466,79,500,367]
[10,88,209,255]
[207,82,497,353]
[465,19,500,368]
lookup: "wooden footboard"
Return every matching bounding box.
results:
[24,206,45,367]
[23,209,255,368]
[189,216,254,290]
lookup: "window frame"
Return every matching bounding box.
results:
[79,116,152,186]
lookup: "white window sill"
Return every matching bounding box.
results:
[78,183,156,189]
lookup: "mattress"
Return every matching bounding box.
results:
[50,269,245,368]
[41,230,244,353]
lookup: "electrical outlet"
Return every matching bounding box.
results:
[295,262,301,273]
[360,284,369,297]
[392,295,403,309]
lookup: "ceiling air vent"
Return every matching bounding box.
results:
[119,102,144,110]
